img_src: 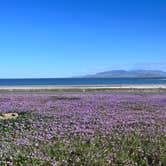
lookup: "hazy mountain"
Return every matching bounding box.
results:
[84,70,166,78]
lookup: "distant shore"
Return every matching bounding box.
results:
[0,84,166,93]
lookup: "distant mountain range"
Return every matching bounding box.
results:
[84,70,166,78]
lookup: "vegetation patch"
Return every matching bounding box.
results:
[0,94,165,165]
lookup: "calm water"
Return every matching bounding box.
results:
[0,78,166,86]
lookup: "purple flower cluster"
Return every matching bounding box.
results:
[0,94,165,137]
[0,93,165,163]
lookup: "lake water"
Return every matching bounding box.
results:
[0,78,166,86]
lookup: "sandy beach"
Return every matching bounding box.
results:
[0,84,166,93]
[0,84,166,89]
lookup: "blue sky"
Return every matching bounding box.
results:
[0,0,166,78]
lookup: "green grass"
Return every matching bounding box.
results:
[0,112,165,165]
[1,131,165,165]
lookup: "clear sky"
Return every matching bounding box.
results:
[0,0,166,78]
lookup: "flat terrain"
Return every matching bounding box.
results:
[1,84,166,89]
[1,84,166,93]
[0,93,165,165]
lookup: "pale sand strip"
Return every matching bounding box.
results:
[0,84,166,90]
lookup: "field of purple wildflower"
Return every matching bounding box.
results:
[0,93,166,165]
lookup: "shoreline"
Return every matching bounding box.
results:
[0,84,166,89]
[0,84,166,93]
